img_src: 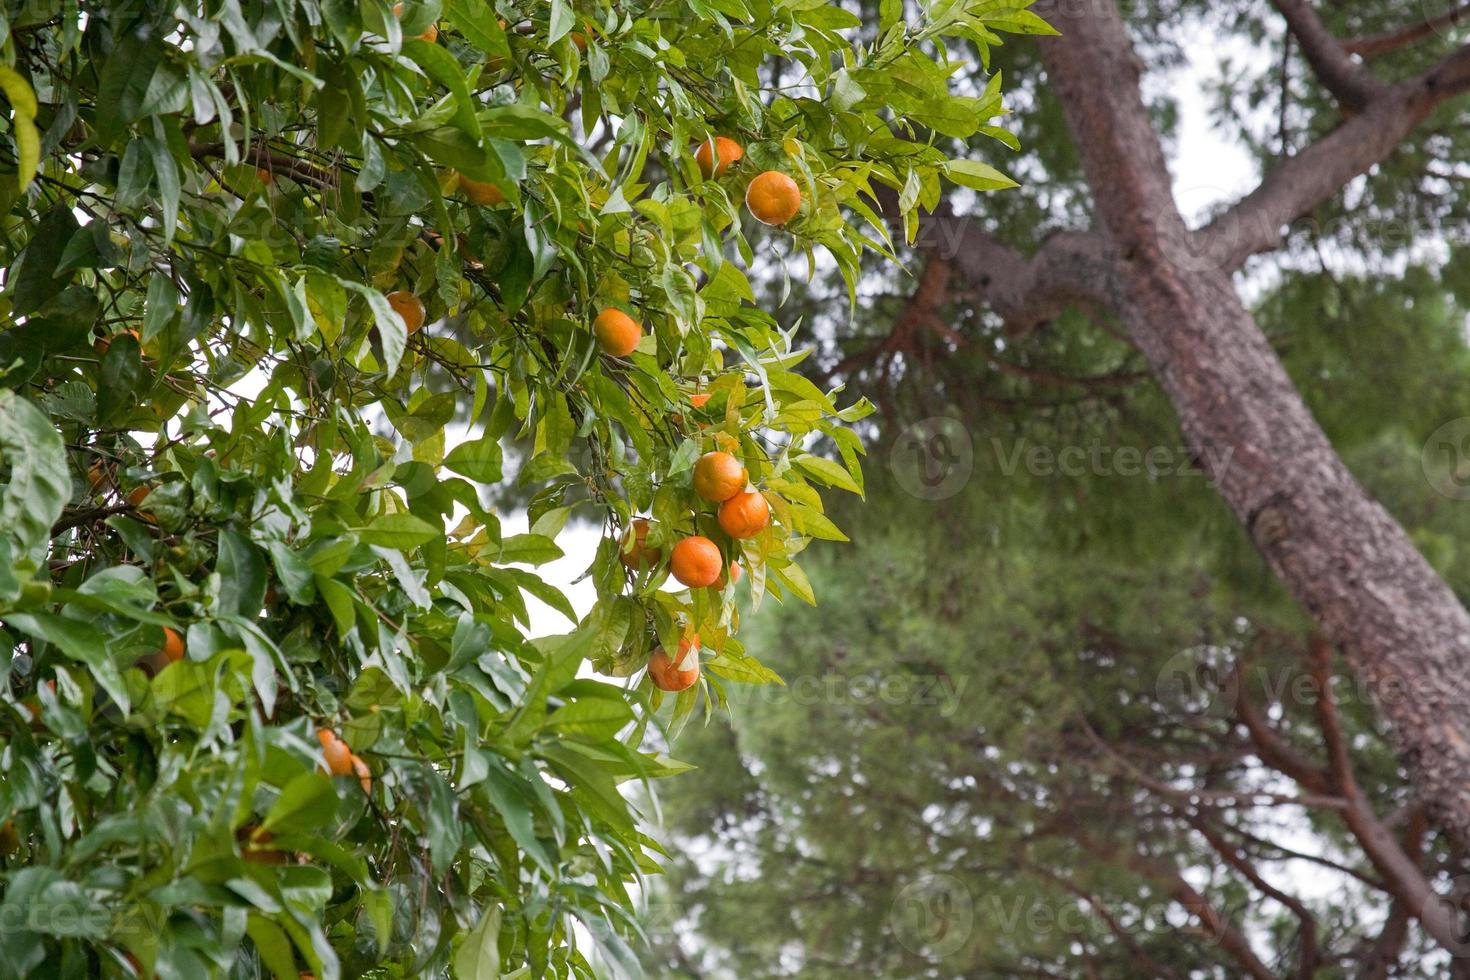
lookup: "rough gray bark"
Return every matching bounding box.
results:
[1019,0,1470,860]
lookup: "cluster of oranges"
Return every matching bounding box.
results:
[378,142,802,354]
[623,449,772,693]
[591,136,803,358]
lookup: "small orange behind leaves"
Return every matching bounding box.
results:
[319,728,355,776]
[717,561,742,589]
[746,171,801,226]
[690,392,711,409]
[693,451,746,502]
[648,635,701,692]
[351,754,372,793]
[419,22,438,42]
[718,491,770,539]
[94,328,141,355]
[593,308,642,357]
[161,627,185,663]
[670,536,722,588]
[386,291,425,334]
[620,518,661,570]
[694,137,744,178]
[457,173,505,206]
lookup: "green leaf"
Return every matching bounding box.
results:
[945,158,1019,192]
[453,904,501,980]
[5,613,129,713]
[217,528,268,618]
[0,390,67,557]
[0,67,40,190]
[262,772,340,833]
[246,914,299,980]
[794,453,864,497]
[405,39,482,138]
[548,687,635,738]
[498,534,563,566]
[444,433,504,482]
[358,513,440,550]
[340,279,408,376]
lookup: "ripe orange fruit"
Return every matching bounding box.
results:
[351,754,372,793]
[419,22,438,42]
[127,484,157,523]
[670,536,722,588]
[717,561,742,589]
[593,308,642,357]
[690,392,711,409]
[694,137,744,178]
[457,173,505,206]
[693,451,746,502]
[386,291,425,334]
[94,327,140,354]
[256,167,274,185]
[746,171,801,226]
[619,518,661,570]
[648,636,700,692]
[160,627,185,664]
[87,460,110,494]
[718,491,770,539]
[318,729,355,776]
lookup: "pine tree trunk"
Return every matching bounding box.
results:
[1034,0,1470,845]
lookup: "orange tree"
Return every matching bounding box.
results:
[0,0,1039,975]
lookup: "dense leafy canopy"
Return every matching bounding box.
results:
[0,0,1045,976]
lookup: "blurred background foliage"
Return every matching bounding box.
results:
[644,0,1470,974]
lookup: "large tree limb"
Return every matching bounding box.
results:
[1346,4,1470,59]
[1197,40,1470,269]
[1269,0,1383,108]
[1032,0,1470,857]
[873,187,1118,336]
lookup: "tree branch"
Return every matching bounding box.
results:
[1197,40,1470,269]
[1345,4,1470,59]
[1309,636,1463,952]
[1185,814,1320,978]
[874,186,1118,336]
[1232,657,1333,796]
[1269,0,1383,108]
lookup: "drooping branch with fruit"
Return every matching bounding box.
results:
[0,0,1039,976]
